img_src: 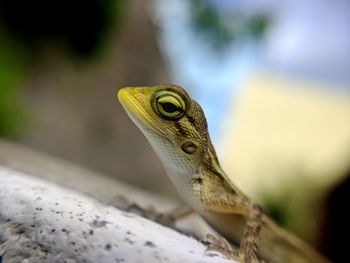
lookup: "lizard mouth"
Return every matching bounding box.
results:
[117,87,166,138]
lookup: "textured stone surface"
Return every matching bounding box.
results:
[0,140,215,246]
[0,139,170,210]
[0,166,233,263]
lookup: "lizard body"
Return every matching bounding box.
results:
[117,84,330,263]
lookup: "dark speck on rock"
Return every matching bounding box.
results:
[89,230,94,235]
[126,230,134,236]
[105,243,112,251]
[124,238,134,245]
[144,241,156,248]
[89,219,108,228]
[206,252,219,258]
[17,229,25,235]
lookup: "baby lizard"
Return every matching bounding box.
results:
[117,84,331,263]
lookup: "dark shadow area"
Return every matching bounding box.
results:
[320,169,350,263]
[0,0,121,56]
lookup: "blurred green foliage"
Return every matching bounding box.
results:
[189,0,269,49]
[260,169,324,243]
[248,15,269,40]
[0,0,124,137]
[0,39,27,137]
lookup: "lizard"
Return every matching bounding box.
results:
[117,84,331,263]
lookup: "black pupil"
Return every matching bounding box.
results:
[161,102,178,113]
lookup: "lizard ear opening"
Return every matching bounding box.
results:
[181,141,197,154]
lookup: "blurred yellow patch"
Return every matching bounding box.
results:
[218,72,350,241]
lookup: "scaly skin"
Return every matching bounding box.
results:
[117,84,331,263]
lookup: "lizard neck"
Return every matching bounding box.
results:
[160,138,241,209]
[199,141,242,196]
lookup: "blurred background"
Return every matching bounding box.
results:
[0,0,349,261]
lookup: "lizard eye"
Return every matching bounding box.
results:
[152,90,186,120]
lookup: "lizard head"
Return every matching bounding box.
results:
[117,84,209,174]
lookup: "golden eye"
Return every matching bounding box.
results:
[152,90,186,120]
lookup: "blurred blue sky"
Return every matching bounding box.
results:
[152,0,350,140]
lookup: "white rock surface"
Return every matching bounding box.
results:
[0,166,234,263]
[0,140,171,210]
[0,140,215,243]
